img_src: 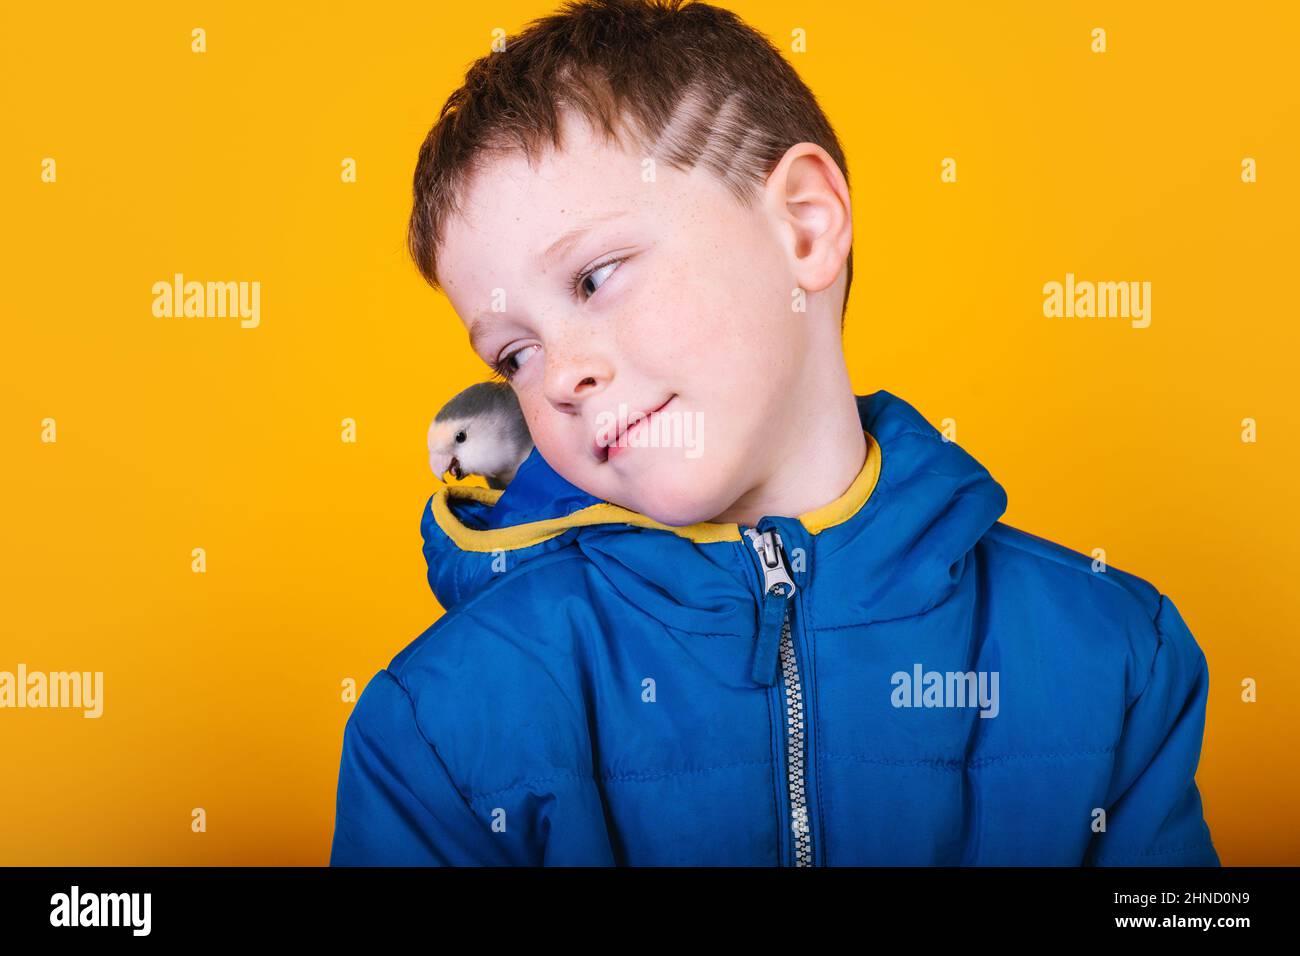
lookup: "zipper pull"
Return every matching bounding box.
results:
[744,528,796,686]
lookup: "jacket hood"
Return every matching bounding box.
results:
[420,389,1009,631]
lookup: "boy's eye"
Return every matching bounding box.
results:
[572,256,626,300]
[493,343,540,381]
[511,344,540,370]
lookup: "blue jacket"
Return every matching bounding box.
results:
[329,389,1219,866]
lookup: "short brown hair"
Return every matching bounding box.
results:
[408,0,853,326]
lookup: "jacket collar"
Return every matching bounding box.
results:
[421,390,1008,632]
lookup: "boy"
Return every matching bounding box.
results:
[329,0,1218,865]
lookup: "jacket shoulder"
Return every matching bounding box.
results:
[982,521,1160,617]
[382,548,604,800]
[978,521,1209,707]
[396,545,596,675]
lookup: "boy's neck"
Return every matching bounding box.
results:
[708,369,867,527]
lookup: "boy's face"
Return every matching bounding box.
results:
[437,111,820,526]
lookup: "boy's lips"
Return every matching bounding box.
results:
[592,395,676,463]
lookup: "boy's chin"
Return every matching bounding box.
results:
[612,463,739,528]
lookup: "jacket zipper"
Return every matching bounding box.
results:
[743,526,812,867]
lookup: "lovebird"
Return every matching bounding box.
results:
[427,381,534,490]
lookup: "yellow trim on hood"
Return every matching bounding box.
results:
[430,429,882,553]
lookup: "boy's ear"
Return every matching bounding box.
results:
[763,142,852,297]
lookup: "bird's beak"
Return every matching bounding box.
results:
[429,451,461,482]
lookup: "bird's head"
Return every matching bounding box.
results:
[428,381,533,487]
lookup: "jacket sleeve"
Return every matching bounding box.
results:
[329,668,511,866]
[1084,593,1219,866]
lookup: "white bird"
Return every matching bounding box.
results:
[428,381,534,490]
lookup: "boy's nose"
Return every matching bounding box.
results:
[543,349,613,414]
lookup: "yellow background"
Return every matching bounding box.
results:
[1,1,1296,865]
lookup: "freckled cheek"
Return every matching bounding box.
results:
[617,285,724,370]
[616,315,673,367]
[516,398,548,442]
[516,400,574,463]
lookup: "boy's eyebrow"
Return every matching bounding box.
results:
[467,315,495,357]
[534,209,629,266]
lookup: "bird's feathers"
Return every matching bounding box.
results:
[428,381,534,488]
